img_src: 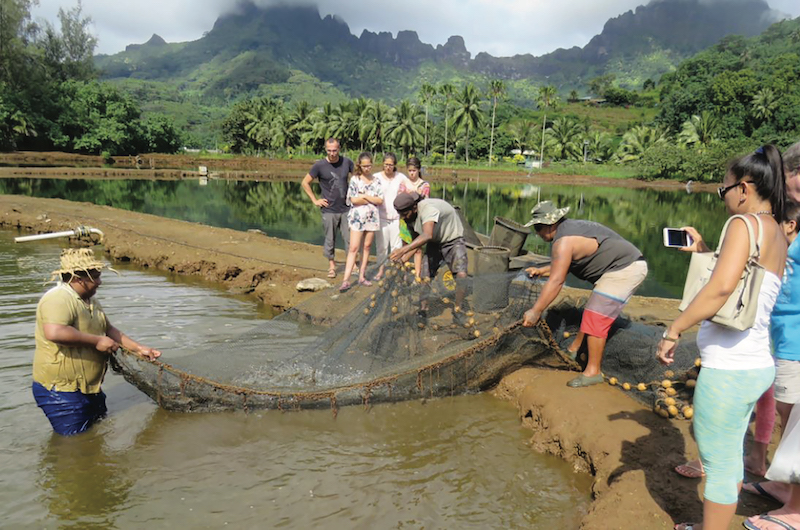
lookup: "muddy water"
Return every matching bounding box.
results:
[0,230,591,529]
[0,176,728,297]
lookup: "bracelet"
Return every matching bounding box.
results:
[662,329,681,342]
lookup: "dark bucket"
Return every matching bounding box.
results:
[473,246,511,312]
[489,217,531,257]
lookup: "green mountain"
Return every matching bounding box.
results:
[93,0,784,145]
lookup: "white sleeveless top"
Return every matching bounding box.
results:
[696,271,780,370]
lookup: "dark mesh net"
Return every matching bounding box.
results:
[112,263,699,418]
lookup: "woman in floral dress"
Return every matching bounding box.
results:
[340,152,383,291]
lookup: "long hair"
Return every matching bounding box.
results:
[728,144,786,222]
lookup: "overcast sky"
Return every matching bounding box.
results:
[31,0,800,57]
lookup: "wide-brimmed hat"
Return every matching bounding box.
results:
[49,248,117,282]
[524,201,570,227]
[394,192,423,213]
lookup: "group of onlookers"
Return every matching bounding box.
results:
[653,141,800,530]
[301,138,431,291]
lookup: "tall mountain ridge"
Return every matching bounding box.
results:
[96,0,783,101]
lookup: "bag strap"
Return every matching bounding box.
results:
[716,214,762,260]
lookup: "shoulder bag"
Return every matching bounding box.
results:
[678,214,766,331]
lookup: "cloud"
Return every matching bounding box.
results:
[32,0,800,57]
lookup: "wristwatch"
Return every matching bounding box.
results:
[662,329,681,342]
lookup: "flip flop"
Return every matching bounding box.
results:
[744,514,798,530]
[675,461,705,479]
[744,482,781,504]
[327,269,337,278]
[675,523,698,530]
[566,374,604,387]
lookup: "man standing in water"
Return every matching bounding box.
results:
[301,138,355,279]
[33,248,161,435]
[521,201,648,387]
[390,192,468,315]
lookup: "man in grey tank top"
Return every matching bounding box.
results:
[521,201,648,387]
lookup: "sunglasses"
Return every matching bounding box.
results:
[717,180,752,200]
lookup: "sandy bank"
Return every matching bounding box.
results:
[0,194,776,528]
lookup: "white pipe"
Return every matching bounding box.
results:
[15,226,105,243]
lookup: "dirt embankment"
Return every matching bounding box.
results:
[0,194,775,529]
[0,151,719,191]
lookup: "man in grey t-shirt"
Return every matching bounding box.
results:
[301,138,354,278]
[521,201,648,388]
[390,193,468,313]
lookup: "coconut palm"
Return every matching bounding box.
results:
[535,85,559,166]
[751,88,779,124]
[586,131,613,162]
[438,83,456,163]
[548,116,585,161]
[418,82,436,155]
[487,79,506,166]
[288,101,313,153]
[505,119,539,156]
[677,111,719,149]
[243,98,282,150]
[387,100,424,159]
[451,83,484,164]
[615,125,670,163]
[360,100,393,154]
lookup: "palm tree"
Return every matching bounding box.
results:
[615,125,669,163]
[677,111,719,149]
[360,100,393,154]
[487,79,506,166]
[418,82,436,155]
[288,101,313,154]
[387,100,424,159]
[548,117,585,161]
[505,119,538,156]
[451,83,483,164]
[568,89,579,103]
[751,88,778,124]
[586,130,613,162]
[438,83,456,163]
[535,85,559,167]
[243,98,282,151]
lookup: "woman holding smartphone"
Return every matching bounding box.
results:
[656,145,787,530]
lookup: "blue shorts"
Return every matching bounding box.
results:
[32,382,107,436]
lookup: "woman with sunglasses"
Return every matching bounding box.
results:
[373,152,410,281]
[656,145,787,530]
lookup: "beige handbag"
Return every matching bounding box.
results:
[678,214,766,331]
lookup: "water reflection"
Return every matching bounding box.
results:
[0,177,729,297]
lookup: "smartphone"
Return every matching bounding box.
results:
[663,228,693,248]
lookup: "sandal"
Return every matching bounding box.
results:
[339,281,351,292]
[674,523,699,530]
[327,268,337,278]
[675,460,705,479]
[358,279,372,287]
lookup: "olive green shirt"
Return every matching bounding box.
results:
[33,284,109,394]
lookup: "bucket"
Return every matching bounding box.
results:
[489,217,531,257]
[473,246,511,312]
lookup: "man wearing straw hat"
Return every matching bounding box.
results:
[32,248,161,435]
[521,201,648,387]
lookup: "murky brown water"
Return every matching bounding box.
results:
[0,229,591,528]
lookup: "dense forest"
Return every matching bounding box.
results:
[0,0,181,156]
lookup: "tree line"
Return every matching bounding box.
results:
[0,0,181,156]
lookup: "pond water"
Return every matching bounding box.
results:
[0,177,729,297]
[0,230,591,529]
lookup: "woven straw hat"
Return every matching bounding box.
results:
[50,248,117,282]
[524,201,570,227]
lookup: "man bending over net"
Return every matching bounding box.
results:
[521,201,648,388]
[390,192,468,319]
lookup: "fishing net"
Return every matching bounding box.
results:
[111,264,574,413]
[544,300,701,419]
[112,262,700,417]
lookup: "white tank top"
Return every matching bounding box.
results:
[696,271,780,370]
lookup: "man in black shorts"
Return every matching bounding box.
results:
[390,192,468,311]
[301,138,354,278]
